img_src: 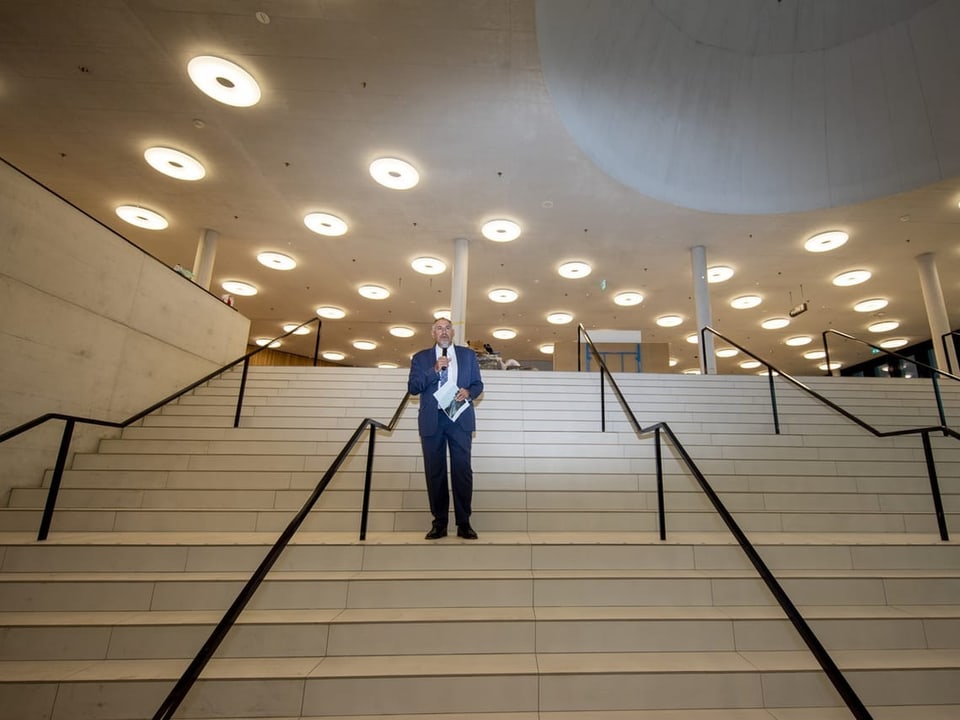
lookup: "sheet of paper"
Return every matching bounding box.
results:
[433,380,471,422]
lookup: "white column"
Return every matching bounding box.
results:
[916,252,957,373]
[691,245,716,374]
[451,237,469,343]
[192,228,219,290]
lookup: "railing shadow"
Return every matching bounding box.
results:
[0,317,323,540]
[579,324,876,720]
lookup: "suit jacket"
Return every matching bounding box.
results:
[408,344,484,436]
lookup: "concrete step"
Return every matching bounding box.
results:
[3,649,960,718]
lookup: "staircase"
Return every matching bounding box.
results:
[1,366,959,720]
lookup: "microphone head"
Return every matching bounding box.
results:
[441,347,448,357]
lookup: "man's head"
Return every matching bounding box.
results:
[431,318,455,348]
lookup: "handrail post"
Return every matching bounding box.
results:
[600,367,606,433]
[655,426,665,541]
[767,366,781,435]
[577,327,582,372]
[234,357,250,428]
[920,430,949,541]
[38,418,75,541]
[930,371,947,433]
[359,424,376,541]
[312,319,322,367]
[821,331,834,376]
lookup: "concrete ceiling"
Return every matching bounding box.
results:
[1,0,958,377]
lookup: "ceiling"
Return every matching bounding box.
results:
[1,0,958,377]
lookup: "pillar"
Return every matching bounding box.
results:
[691,245,716,374]
[451,236,469,343]
[192,228,219,290]
[916,252,957,373]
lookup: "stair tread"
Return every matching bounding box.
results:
[4,648,960,682]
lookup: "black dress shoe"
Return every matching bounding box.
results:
[425,523,447,540]
[457,523,478,540]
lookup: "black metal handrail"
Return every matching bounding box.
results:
[152,390,410,720]
[941,330,960,375]
[580,324,874,720]
[0,317,322,540]
[822,328,960,428]
[698,326,959,541]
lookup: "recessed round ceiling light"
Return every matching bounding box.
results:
[803,350,827,360]
[282,323,310,335]
[546,311,574,325]
[411,257,446,275]
[488,288,518,303]
[833,269,871,286]
[221,280,257,296]
[369,157,419,190]
[433,308,451,320]
[492,328,517,340]
[358,284,390,300]
[539,343,555,354]
[304,212,348,237]
[144,147,206,181]
[389,326,415,338]
[187,55,261,107]
[880,338,909,349]
[316,306,346,319]
[758,369,780,376]
[378,362,399,369]
[321,350,345,361]
[116,205,168,230]
[715,348,739,358]
[853,298,889,313]
[761,317,790,330]
[707,266,734,283]
[730,295,762,309]
[558,261,592,278]
[784,335,813,346]
[656,315,683,327]
[739,360,761,369]
[819,362,843,371]
[481,219,521,242]
[868,320,900,333]
[257,252,296,270]
[613,291,644,306]
[353,340,377,350]
[685,334,699,344]
[668,357,678,367]
[255,338,281,348]
[682,368,702,375]
[805,230,848,252]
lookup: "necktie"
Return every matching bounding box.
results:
[440,363,448,387]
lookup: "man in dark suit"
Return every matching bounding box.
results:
[407,318,484,540]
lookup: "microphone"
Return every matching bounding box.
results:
[442,347,447,358]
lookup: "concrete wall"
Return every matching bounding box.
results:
[0,160,250,500]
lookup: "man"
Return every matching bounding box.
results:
[407,318,484,540]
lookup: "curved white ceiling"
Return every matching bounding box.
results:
[536,0,959,214]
